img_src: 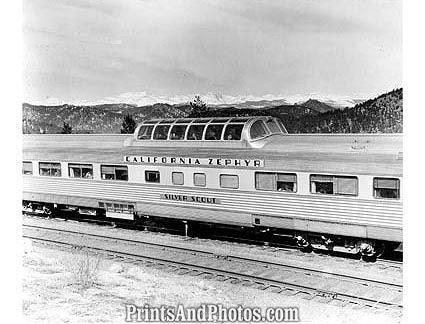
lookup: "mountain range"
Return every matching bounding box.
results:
[35,92,363,110]
[22,89,402,134]
[22,98,335,134]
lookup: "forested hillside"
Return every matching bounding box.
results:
[200,89,402,133]
[283,88,402,133]
[22,103,192,134]
[22,89,402,134]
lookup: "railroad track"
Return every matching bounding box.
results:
[22,222,403,314]
[22,214,403,273]
[23,213,403,265]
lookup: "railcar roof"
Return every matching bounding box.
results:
[22,133,403,176]
[22,133,403,154]
[141,117,254,124]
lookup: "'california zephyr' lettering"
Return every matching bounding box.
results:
[124,156,264,168]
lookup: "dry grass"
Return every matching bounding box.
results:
[23,241,399,324]
[60,249,102,289]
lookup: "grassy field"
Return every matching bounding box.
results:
[22,238,400,324]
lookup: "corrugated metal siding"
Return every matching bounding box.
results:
[138,203,252,226]
[23,192,100,208]
[23,177,402,229]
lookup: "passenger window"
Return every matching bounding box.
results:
[255,172,297,192]
[137,125,154,140]
[152,125,170,140]
[39,162,61,177]
[334,176,358,195]
[23,161,33,175]
[311,175,333,194]
[115,167,128,180]
[276,119,288,133]
[186,124,206,140]
[255,172,275,190]
[205,124,224,140]
[373,178,400,199]
[277,173,297,192]
[193,173,206,187]
[310,175,358,196]
[101,166,115,180]
[101,165,128,181]
[250,120,269,140]
[145,170,160,183]
[223,124,243,140]
[220,174,239,189]
[172,172,184,185]
[169,125,187,140]
[266,119,281,133]
[69,163,93,179]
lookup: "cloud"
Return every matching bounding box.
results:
[210,0,364,34]
[60,0,120,17]
[23,0,401,105]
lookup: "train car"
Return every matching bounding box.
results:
[22,116,403,257]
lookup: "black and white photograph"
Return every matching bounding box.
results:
[8,0,414,322]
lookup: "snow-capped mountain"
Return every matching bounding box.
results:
[29,92,365,109]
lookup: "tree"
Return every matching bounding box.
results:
[188,95,208,117]
[121,113,137,134]
[61,122,72,134]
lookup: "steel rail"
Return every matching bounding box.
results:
[22,223,402,289]
[23,224,402,311]
[22,213,403,264]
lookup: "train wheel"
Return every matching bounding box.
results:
[43,206,51,215]
[374,242,385,258]
[294,234,312,252]
[357,240,384,261]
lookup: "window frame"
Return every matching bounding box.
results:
[100,165,128,181]
[223,124,244,141]
[276,119,288,134]
[68,163,93,179]
[219,174,239,189]
[172,172,184,185]
[373,177,400,200]
[249,120,270,140]
[145,170,160,183]
[169,125,188,140]
[265,119,281,134]
[137,125,155,140]
[255,172,297,193]
[310,174,358,196]
[204,124,225,140]
[186,124,206,140]
[193,173,206,187]
[152,125,171,140]
[39,162,62,177]
[22,161,33,175]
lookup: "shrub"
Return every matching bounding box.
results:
[61,249,101,289]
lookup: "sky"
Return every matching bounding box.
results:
[23,0,402,106]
